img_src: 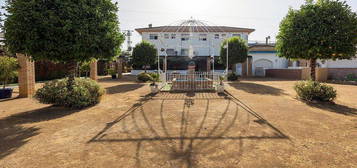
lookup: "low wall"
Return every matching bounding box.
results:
[328,68,357,80]
[265,69,303,80]
[316,68,328,82]
[266,68,328,81]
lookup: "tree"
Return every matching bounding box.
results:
[132,41,157,72]
[4,0,124,88]
[0,56,19,89]
[276,0,357,80]
[78,59,95,78]
[220,37,248,72]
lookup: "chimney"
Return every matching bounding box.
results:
[265,36,271,45]
[148,24,152,28]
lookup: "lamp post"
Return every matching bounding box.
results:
[210,54,215,73]
[160,48,166,73]
[223,43,229,75]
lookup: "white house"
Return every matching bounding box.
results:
[248,43,357,79]
[135,24,255,72]
[248,43,288,76]
[0,32,4,45]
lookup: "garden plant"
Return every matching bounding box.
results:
[0,56,19,99]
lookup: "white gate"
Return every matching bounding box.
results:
[161,72,220,91]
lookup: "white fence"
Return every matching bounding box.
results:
[160,72,221,91]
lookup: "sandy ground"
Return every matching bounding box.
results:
[0,76,356,168]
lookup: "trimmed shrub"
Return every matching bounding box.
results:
[294,80,337,102]
[148,73,160,85]
[137,72,152,82]
[227,73,238,81]
[35,78,105,108]
[346,73,357,81]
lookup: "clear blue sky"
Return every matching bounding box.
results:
[1,0,357,49]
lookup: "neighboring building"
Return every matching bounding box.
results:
[248,42,357,80]
[0,33,5,56]
[248,43,288,76]
[135,24,255,71]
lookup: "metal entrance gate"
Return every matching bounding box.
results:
[160,72,220,91]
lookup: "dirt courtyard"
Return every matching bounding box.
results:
[0,76,356,168]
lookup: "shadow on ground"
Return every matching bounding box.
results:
[0,106,80,159]
[98,75,137,83]
[105,84,145,94]
[229,82,286,96]
[88,92,289,167]
[307,102,357,116]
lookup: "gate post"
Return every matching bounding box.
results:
[117,57,123,78]
[90,60,98,81]
[17,53,36,98]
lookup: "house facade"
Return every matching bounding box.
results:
[249,43,357,80]
[248,43,288,76]
[0,33,5,56]
[135,25,255,72]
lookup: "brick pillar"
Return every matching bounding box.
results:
[90,60,98,81]
[206,56,211,72]
[17,53,35,98]
[117,57,123,78]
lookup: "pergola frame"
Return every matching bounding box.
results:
[156,19,229,74]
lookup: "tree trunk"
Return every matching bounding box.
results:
[310,58,316,81]
[144,65,147,73]
[67,61,77,90]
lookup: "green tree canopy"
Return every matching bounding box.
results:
[276,0,357,80]
[4,0,124,86]
[220,37,248,70]
[0,56,19,89]
[132,41,157,72]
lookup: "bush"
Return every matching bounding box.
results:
[227,73,238,81]
[107,68,116,75]
[35,78,105,108]
[137,72,152,82]
[148,73,160,85]
[294,80,337,102]
[346,73,357,81]
[0,56,19,88]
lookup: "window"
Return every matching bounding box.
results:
[149,34,158,40]
[181,49,189,56]
[199,34,207,41]
[221,34,227,38]
[232,34,241,37]
[166,49,177,56]
[214,34,220,39]
[181,34,189,41]
[164,34,169,39]
[171,34,176,39]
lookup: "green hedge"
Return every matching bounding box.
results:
[35,78,105,108]
[137,73,152,82]
[294,80,337,102]
[227,73,238,81]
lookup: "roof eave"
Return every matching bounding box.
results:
[135,27,256,34]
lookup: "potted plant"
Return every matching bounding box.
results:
[0,56,20,99]
[107,68,117,79]
[217,75,225,93]
[149,73,160,93]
